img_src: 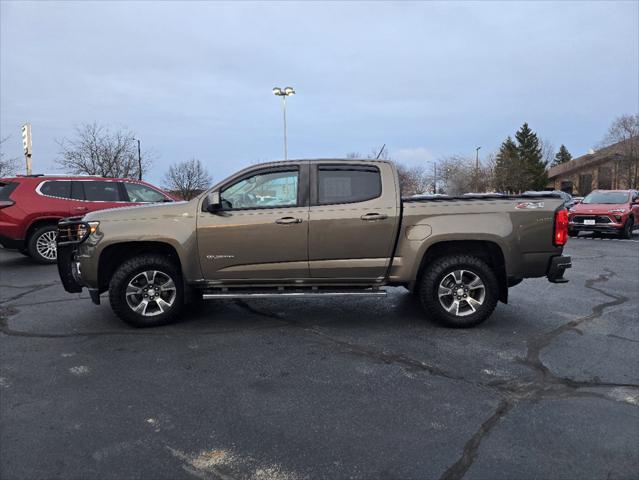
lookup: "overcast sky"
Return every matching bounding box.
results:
[1,1,637,185]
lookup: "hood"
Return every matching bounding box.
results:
[83,200,192,221]
[571,202,628,214]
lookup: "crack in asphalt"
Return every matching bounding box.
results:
[235,273,636,480]
[0,282,60,305]
[439,399,514,480]
[607,334,639,344]
[1,273,636,480]
[434,269,635,480]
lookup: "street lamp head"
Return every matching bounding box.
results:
[272,87,283,96]
[284,87,295,96]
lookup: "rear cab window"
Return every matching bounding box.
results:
[317,166,381,205]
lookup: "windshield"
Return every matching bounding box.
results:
[582,191,629,204]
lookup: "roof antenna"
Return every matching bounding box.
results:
[376,144,386,159]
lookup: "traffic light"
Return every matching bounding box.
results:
[21,123,32,156]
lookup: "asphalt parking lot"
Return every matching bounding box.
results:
[1,233,638,480]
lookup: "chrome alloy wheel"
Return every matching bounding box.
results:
[125,270,177,316]
[35,230,58,260]
[438,269,486,317]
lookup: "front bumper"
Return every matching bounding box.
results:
[56,218,91,295]
[569,222,623,233]
[57,243,84,293]
[547,255,571,283]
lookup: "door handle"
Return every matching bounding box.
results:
[360,213,388,221]
[275,217,302,225]
[72,206,88,211]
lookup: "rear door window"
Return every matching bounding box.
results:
[83,181,123,201]
[40,181,72,199]
[70,181,85,200]
[317,167,381,205]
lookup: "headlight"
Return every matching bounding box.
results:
[77,221,100,238]
[608,208,626,213]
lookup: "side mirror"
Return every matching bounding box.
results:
[206,192,222,212]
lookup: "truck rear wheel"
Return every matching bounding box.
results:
[418,254,499,328]
[109,254,183,328]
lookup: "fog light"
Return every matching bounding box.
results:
[615,215,622,222]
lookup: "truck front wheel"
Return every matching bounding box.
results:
[109,254,183,327]
[418,254,499,328]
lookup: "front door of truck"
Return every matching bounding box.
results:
[308,162,400,280]
[197,164,310,281]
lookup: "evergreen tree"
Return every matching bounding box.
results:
[515,122,548,190]
[494,136,520,193]
[551,144,572,167]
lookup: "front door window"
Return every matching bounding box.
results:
[221,170,299,210]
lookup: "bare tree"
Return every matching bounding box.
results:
[0,136,19,177]
[163,158,212,200]
[56,123,151,178]
[540,138,555,167]
[438,154,495,195]
[600,114,639,189]
[396,164,431,196]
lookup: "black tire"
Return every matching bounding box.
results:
[620,219,633,239]
[418,254,499,328]
[27,225,58,264]
[109,254,183,328]
[568,228,578,237]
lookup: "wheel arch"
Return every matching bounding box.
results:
[98,241,183,292]
[25,217,62,241]
[415,240,508,303]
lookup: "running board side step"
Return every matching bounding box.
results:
[202,289,387,300]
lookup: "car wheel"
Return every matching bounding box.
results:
[109,254,183,328]
[27,225,58,264]
[568,228,577,237]
[620,219,633,239]
[418,254,499,328]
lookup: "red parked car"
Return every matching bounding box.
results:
[568,189,639,239]
[0,175,175,263]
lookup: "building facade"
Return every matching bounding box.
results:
[547,137,638,196]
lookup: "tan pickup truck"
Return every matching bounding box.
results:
[57,159,571,328]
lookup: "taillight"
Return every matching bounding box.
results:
[554,208,569,246]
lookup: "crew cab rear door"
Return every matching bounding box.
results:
[197,163,310,280]
[308,162,400,279]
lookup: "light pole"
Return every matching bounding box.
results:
[272,86,295,160]
[475,146,481,192]
[133,138,142,180]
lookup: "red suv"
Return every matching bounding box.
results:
[568,189,639,239]
[0,175,175,263]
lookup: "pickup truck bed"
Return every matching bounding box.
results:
[57,159,570,328]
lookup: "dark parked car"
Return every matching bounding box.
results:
[0,175,175,263]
